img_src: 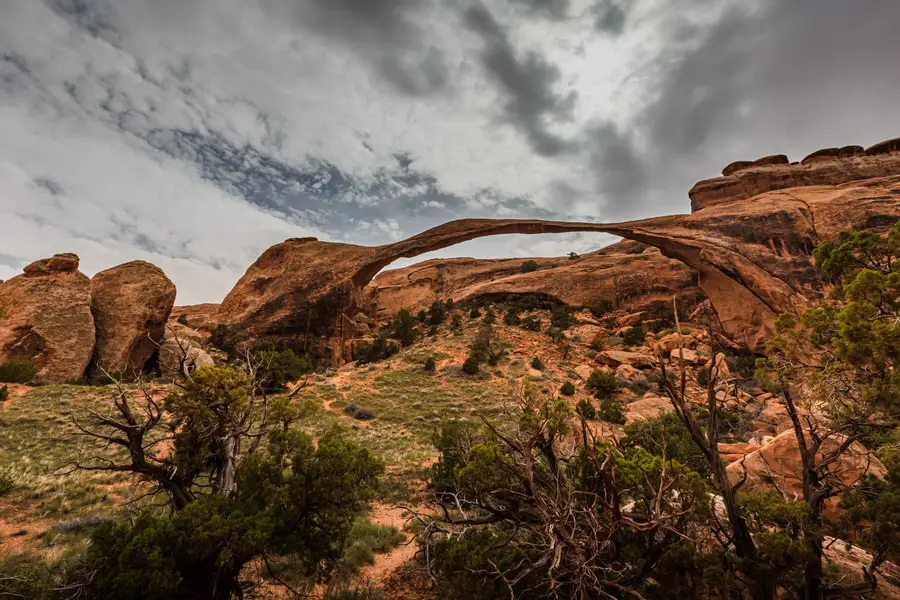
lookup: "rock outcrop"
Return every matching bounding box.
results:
[158,324,215,379]
[218,137,900,358]
[364,240,701,320]
[0,253,95,382]
[690,138,900,211]
[725,430,886,503]
[90,261,177,377]
[169,303,220,334]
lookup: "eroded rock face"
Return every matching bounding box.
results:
[90,261,177,377]
[0,253,94,383]
[218,140,900,358]
[364,240,701,320]
[158,324,215,379]
[169,303,220,334]
[690,138,900,211]
[725,430,886,503]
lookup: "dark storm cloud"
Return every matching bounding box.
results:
[294,0,451,96]
[589,0,900,218]
[586,123,645,205]
[463,2,577,156]
[508,0,570,20]
[591,0,629,36]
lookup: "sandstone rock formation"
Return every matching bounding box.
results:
[158,324,215,379]
[90,261,177,376]
[0,253,95,382]
[218,137,900,358]
[725,430,886,503]
[169,303,220,334]
[364,240,700,320]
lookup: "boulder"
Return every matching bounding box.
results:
[90,261,176,377]
[626,395,674,424]
[573,364,594,380]
[725,430,886,503]
[158,326,215,379]
[656,332,696,352]
[599,350,656,368]
[615,364,642,381]
[0,254,94,383]
[668,347,701,365]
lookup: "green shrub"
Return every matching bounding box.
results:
[589,338,605,352]
[696,367,710,387]
[560,381,576,396]
[586,370,620,399]
[356,336,398,365]
[450,313,463,332]
[0,468,16,496]
[343,403,375,420]
[424,357,436,373]
[0,554,57,600]
[469,306,481,319]
[550,306,572,330]
[598,399,626,424]
[621,413,708,476]
[0,385,7,402]
[0,358,36,383]
[483,308,496,324]
[520,314,542,331]
[546,327,564,341]
[417,309,428,323]
[339,519,403,573]
[176,313,189,326]
[462,355,480,375]
[623,325,646,347]
[520,260,539,273]
[575,398,596,420]
[503,309,521,326]
[253,349,312,392]
[530,357,545,371]
[588,300,614,319]
[391,309,417,347]
[427,300,448,326]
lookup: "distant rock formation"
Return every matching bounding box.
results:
[218,137,900,358]
[90,261,176,377]
[0,253,95,382]
[363,240,701,320]
[690,136,900,211]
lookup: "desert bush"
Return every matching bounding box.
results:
[589,338,605,352]
[0,385,7,402]
[427,300,449,326]
[356,336,398,365]
[597,399,626,424]
[322,581,386,600]
[253,348,312,392]
[503,308,521,326]
[550,306,572,330]
[468,306,481,319]
[520,260,539,273]
[623,325,646,347]
[696,366,710,386]
[0,468,16,496]
[344,403,375,420]
[586,370,620,399]
[530,357,545,371]
[560,381,576,396]
[340,518,404,572]
[588,300,614,319]
[0,358,36,383]
[575,398,596,420]
[462,355,480,375]
[520,314,542,331]
[391,309,417,347]
[450,313,463,332]
[424,357,436,373]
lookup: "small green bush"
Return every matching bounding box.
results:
[520,260,539,273]
[424,357,436,373]
[343,403,376,420]
[450,313,463,331]
[560,381,576,396]
[176,313,189,326]
[589,338,605,352]
[356,336,398,365]
[483,308,496,324]
[0,468,16,496]
[417,309,428,323]
[586,370,620,399]
[323,581,386,600]
[588,300,614,319]
[0,358,35,383]
[469,306,481,319]
[598,399,626,424]
[462,355,480,375]
[520,314,542,331]
[696,366,710,387]
[530,357,545,371]
[575,398,596,420]
[550,306,572,330]
[253,348,312,392]
[503,309,521,326]
[340,518,404,573]
[0,385,8,402]
[623,325,646,347]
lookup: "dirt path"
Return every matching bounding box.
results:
[359,503,419,585]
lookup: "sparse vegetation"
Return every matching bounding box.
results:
[597,398,626,424]
[585,370,619,399]
[462,355,480,375]
[0,358,36,383]
[575,398,595,419]
[588,300,614,319]
[530,356,544,371]
[622,324,646,346]
[0,384,8,402]
[550,305,572,330]
[520,259,539,273]
[560,381,575,396]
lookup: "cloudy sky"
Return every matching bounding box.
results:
[2,0,898,304]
